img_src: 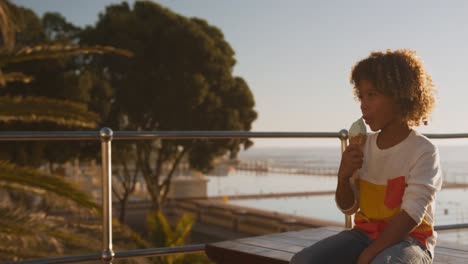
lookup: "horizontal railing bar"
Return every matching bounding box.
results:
[1,130,468,141]
[0,131,340,141]
[424,133,468,139]
[7,244,205,264]
[113,131,341,140]
[434,223,468,231]
[4,253,101,264]
[0,131,101,141]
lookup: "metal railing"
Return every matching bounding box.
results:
[1,129,468,264]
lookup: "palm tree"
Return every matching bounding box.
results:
[0,0,141,261]
[0,0,131,128]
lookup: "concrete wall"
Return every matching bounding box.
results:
[120,199,342,241]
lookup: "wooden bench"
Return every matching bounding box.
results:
[205,226,468,264]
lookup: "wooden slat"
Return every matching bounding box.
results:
[433,253,468,264]
[251,234,317,247]
[434,249,468,263]
[205,227,468,264]
[205,241,292,264]
[434,240,468,263]
[237,237,305,254]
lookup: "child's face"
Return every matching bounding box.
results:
[358,79,402,132]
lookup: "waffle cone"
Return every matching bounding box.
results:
[349,134,366,181]
[349,134,367,146]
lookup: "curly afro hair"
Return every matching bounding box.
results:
[350,49,436,127]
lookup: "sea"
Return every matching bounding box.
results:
[205,144,468,245]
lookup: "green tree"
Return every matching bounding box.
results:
[112,141,140,224]
[80,1,257,211]
[0,10,121,168]
[0,0,142,261]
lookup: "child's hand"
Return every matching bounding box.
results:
[338,144,363,179]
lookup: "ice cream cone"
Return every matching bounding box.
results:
[349,118,367,181]
[349,134,367,146]
[350,134,366,181]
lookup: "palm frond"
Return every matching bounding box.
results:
[168,213,194,247]
[147,211,194,248]
[0,208,65,258]
[0,208,103,260]
[0,208,152,261]
[0,0,18,51]
[0,161,98,210]
[0,70,33,86]
[147,210,172,246]
[0,96,99,128]
[0,44,133,67]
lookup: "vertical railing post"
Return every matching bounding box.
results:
[100,127,114,263]
[338,129,353,228]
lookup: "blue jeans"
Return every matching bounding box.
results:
[290,229,432,264]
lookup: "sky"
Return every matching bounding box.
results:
[11,0,468,146]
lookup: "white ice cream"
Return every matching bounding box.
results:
[349,117,367,137]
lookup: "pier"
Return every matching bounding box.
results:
[206,190,336,200]
[236,160,339,176]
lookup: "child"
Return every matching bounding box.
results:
[290,49,442,264]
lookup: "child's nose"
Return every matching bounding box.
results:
[360,101,368,112]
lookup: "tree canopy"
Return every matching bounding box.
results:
[81,1,256,134]
[1,0,257,232]
[0,7,126,166]
[81,1,257,209]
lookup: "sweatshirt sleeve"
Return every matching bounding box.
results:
[401,147,443,225]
